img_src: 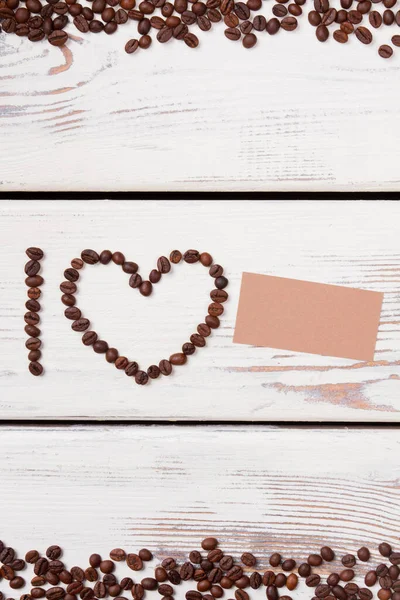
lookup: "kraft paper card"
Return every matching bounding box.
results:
[233,273,383,361]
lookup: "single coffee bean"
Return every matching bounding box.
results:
[93,583,106,598]
[64,268,79,282]
[206,315,220,328]
[253,13,266,28]
[182,342,196,355]
[106,348,119,363]
[10,577,25,589]
[81,249,99,264]
[169,250,182,263]
[26,299,41,312]
[332,586,347,600]
[392,34,400,46]
[81,331,97,346]
[26,337,41,350]
[235,591,249,600]
[355,25,372,42]
[333,28,348,41]
[276,574,287,587]
[149,270,161,283]
[169,352,187,365]
[199,252,213,266]
[341,20,354,32]
[139,34,152,48]
[242,31,256,45]
[61,294,76,307]
[60,281,77,294]
[342,555,356,567]
[340,570,354,582]
[328,575,340,587]
[28,287,41,300]
[124,361,139,376]
[157,26,173,41]
[147,365,161,379]
[287,574,298,590]
[267,586,279,600]
[26,551,40,564]
[139,281,153,296]
[306,575,321,587]
[60,571,72,585]
[120,578,134,590]
[281,15,297,28]
[298,563,312,577]
[184,32,199,46]
[129,273,142,288]
[26,276,44,287]
[26,247,44,260]
[390,553,400,565]
[127,554,143,571]
[25,260,41,277]
[65,307,81,320]
[72,318,90,332]
[155,567,168,582]
[180,563,195,580]
[225,26,241,38]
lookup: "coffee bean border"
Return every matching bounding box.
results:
[1,537,400,600]
[1,0,399,59]
[60,249,228,385]
[24,247,45,377]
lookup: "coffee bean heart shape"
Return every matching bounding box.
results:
[60,248,229,385]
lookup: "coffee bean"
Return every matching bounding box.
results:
[28,287,41,300]
[332,586,348,600]
[26,247,44,261]
[73,16,90,33]
[134,371,148,386]
[180,563,195,580]
[147,365,161,379]
[72,318,90,332]
[340,570,354,582]
[267,585,279,600]
[9,559,25,572]
[306,575,321,587]
[391,34,400,45]
[390,553,400,565]
[157,26,173,41]
[333,28,348,41]
[201,538,218,551]
[184,31,199,46]
[61,294,76,307]
[276,574,287,587]
[65,307,81,320]
[46,588,65,600]
[26,276,44,287]
[26,337,41,350]
[169,250,182,263]
[287,574,298,590]
[183,249,200,263]
[383,9,394,23]
[25,260,41,277]
[81,249,99,265]
[253,13,266,28]
[316,585,331,598]
[149,269,161,283]
[225,26,241,38]
[281,16,297,29]
[298,563,312,577]
[169,352,187,365]
[120,578,134,590]
[186,593,202,600]
[60,281,77,294]
[355,25,372,42]
[139,34,152,47]
[359,590,373,600]
[48,28,68,44]
[182,342,196,355]
[64,268,79,282]
[129,273,142,288]
[139,281,152,296]
[159,359,172,375]
[124,361,138,376]
[242,31,256,45]
[26,299,41,312]
[10,577,25,589]
[26,551,40,564]
[235,591,249,600]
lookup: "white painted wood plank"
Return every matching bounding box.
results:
[0,425,399,588]
[0,199,399,421]
[0,26,400,192]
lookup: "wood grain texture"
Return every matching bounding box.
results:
[0,425,399,576]
[0,199,399,421]
[0,28,400,192]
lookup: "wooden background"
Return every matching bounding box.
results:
[1,24,400,192]
[0,198,399,598]
[1,199,399,420]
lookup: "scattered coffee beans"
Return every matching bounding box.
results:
[2,538,400,600]
[0,0,397,58]
[60,249,228,385]
[25,248,44,376]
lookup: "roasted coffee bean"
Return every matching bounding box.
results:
[26,247,44,261]
[60,281,77,294]
[287,574,298,590]
[365,572,377,587]
[139,34,152,47]
[226,567,243,581]
[120,578,134,590]
[25,311,40,325]
[274,4,287,15]
[26,299,41,312]
[25,260,41,277]
[306,575,321,587]
[333,28,348,41]
[149,269,161,283]
[328,575,340,587]
[377,565,389,577]
[93,583,106,598]
[155,567,168,582]
[390,553,400,565]
[26,337,41,350]
[34,559,49,576]
[180,563,195,580]
[46,588,65,600]
[316,586,331,598]
[48,28,68,44]
[157,24,173,39]
[28,287,41,300]
[298,563,312,577]
[10,577,25,589]
[182,342,196,355]
[252,13,266,28]
[389,565,400,579]
[235,591,249,600]
[359,590,373,600]
[81,249,99,265]
[1,564,15,580]
[139,281,152,296]
[129,273,142,288]
[225,12,239,24]
[225,26,241,38]
[267,586,279,600]
[141,578,157,591]
[169,352,187,365]
[72,318,90,332]
[159,359,172,375]
[46,572,60,585]
[332,586,347,600]
[169,250,182,264]
[242,31,256,45]
[59,571,72,585]
[379,576,393,589]
[275,574,287,588]
[26,276,44,287]
[109,549,126,562]
[186,593,202,600]
[26,551,40,564]
[61,294,76,307]
[281,15,297,28]
[64,268,79,282]
[240,18,253,31]
[369,10,381,25]
[162,558,177,570]
[147,365,161,379]
[158,584,173,596]
[355,25,372,43]
[135,370,148,384]
[125,361,139,376]
[308,555,323,566]
[81,331,97,346]
[65,307,81,320]
[249,572,262,589]
[10,559,25,571]
[340,570,355,582]
[183,249,200,263]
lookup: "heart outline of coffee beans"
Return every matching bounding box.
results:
[60,249,228,385]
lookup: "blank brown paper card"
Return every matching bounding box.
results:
[233,273,383,361]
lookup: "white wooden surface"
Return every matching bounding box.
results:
[0,425,399,565]
[1,25,400,192]
[1,199,399,421]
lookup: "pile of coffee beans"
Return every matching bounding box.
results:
[24,247,44,377]
[1,537,400,600]
[60,248,228,385]
[0,0,399,58]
